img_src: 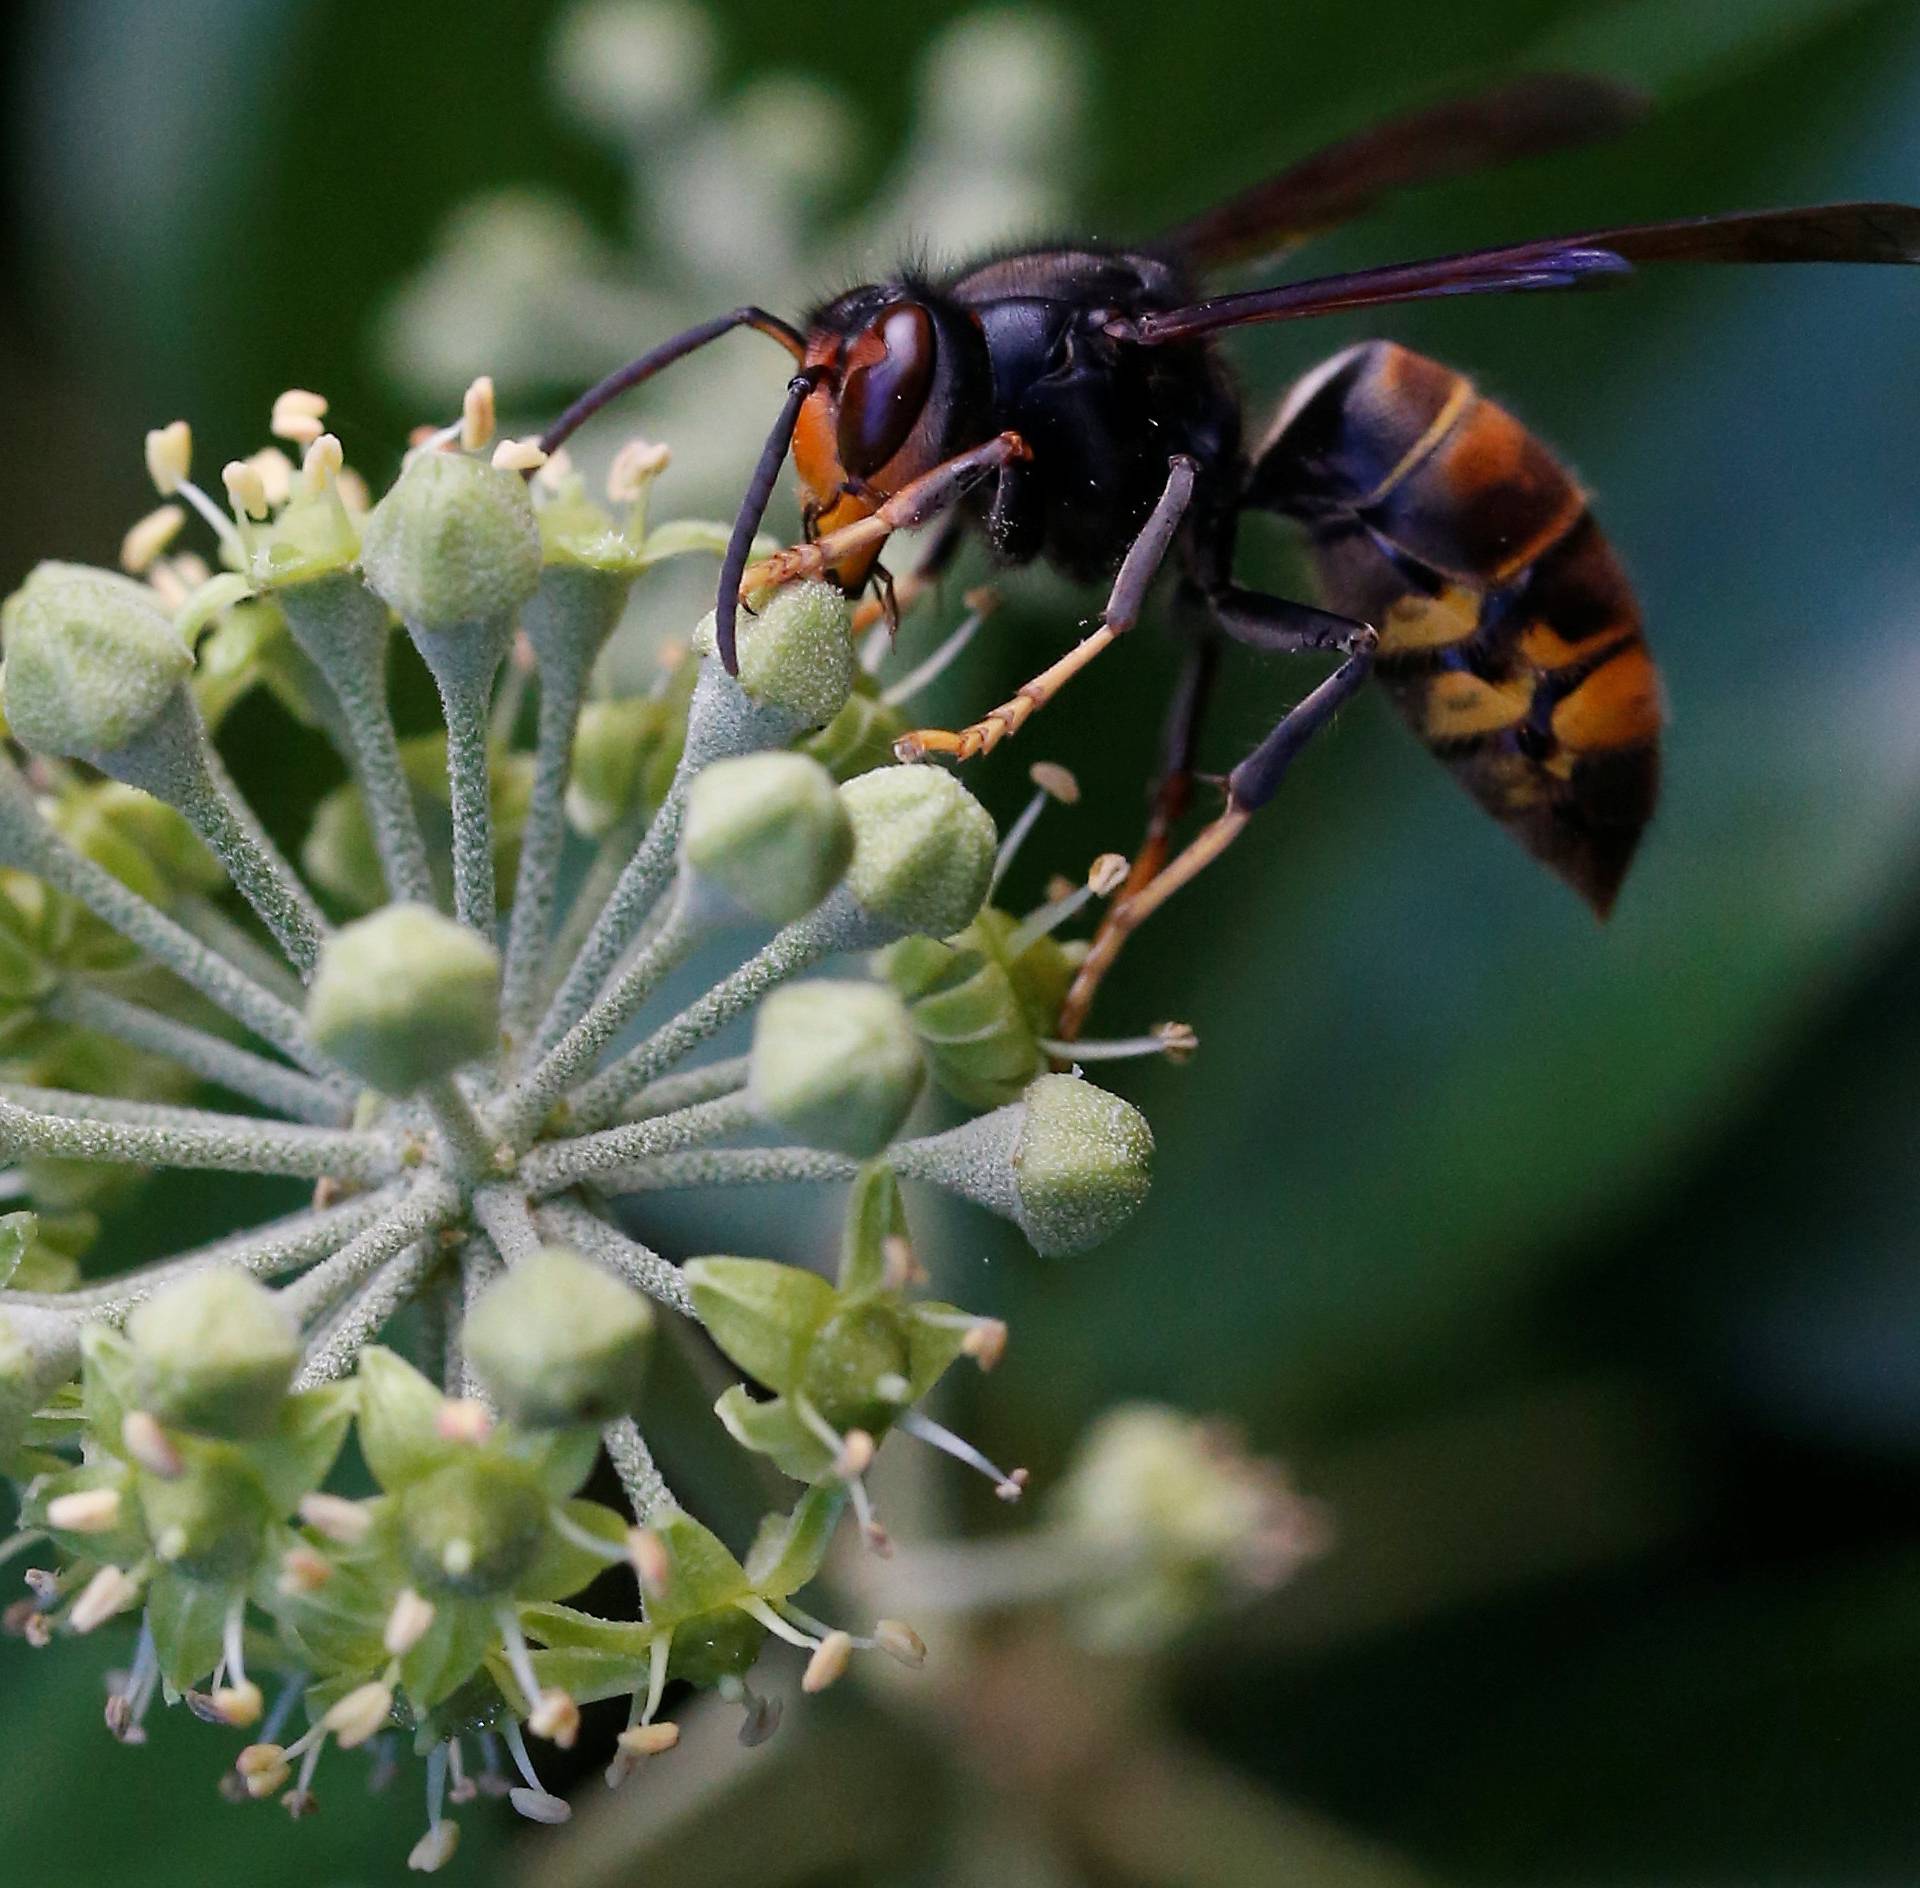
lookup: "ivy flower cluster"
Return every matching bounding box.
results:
[0,384,1166,1867]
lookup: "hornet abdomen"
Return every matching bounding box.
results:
[1248,340,1661,915]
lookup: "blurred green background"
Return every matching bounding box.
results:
[7,0,1920,1882]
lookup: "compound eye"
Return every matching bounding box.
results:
[836,302,936,479]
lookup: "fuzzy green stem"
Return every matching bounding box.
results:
[0,759,331,1075]
[584,1146,860,1194]
[0,1184,412,1316]
[533,1196,694,1319]
[44,982,347,1124]
[410,621,512,935]
[529,781,687,1056]
[519,1093,755,1195]
[173,898,305,1006]
[0,1087,393,1182]
[295,1240,440,1387]
[276,1178,462,1327]
[494,891,701,1147]
[614,1054,750,1122]
[276,576,435,906]
[499,662,588,1038]
[106,692,329,973]
[471,1184,541,1264]
[604,1415,671,1521]
[564,897,870,1128]
[420,1076,502,1182]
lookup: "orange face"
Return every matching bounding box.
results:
[792,298,949,592]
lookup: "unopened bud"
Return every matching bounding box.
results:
[749,981,924,1158]
[125,1270,298,1438]
[961,1319,1008,1371]
[359,451,541,634]
[838,766,997,939]
[682,751,852,926]
[0,562,193,763]
[305,904,500,1094]
[693,580,854,730]
[464,1246,654,1428]
[278,1545,332,1594]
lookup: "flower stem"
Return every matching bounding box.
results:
[276,1178,462,1328]
[519,1093,755,1194]
[563,903,855,1127]
[581,1146,859,1194]
[278,576,436,907]
[0,1184,412,1316]
[494,892,701,1148]
[604,1415,672,1521]
[0,758,332,1075]
[44,982,347,1124]
[295,1239,441,1387]
[0,1086,393,1182]
[533,1196,693,1318]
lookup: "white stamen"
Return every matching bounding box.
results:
[898,1409,1028,1501]
[460,376,497,452]
[119,505,186,575]
[144,420,192,496]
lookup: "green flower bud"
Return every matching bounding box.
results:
[463,1246,654,1427]
[566,696,677,838]
[892,1072,1153,1258]
[358,452,542,633]
[692,581,853,730]
[682,753,852,927]
[837,766,996,939]
[749,981,923,1157]
[305,904,500,1093]
[0,562,192,761]
[138,1447,271,1581]
[125,1271,298,1438]
[1010,1074,1154,1256]
[397,1454,548,1597]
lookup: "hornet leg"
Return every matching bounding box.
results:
[740,433,1030,594]
[1054,613,1220,1042]
[898,454,1200,764]
[1056,636,1376,1037]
